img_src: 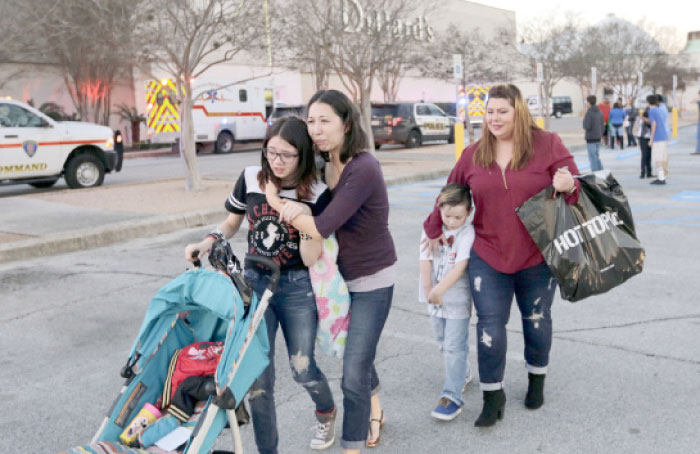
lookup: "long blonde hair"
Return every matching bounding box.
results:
[474,84,540,170]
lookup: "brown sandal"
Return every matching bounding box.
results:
[366,409,385,448]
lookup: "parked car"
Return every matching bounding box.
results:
[433,102,482,126]
[527,95,573,118]
[371,102,454,149]
[266,105,306,130]
[0,99,120,189]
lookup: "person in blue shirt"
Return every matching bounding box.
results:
[695,90,700,155]
[608,102,627,150]
[647,95,669,185]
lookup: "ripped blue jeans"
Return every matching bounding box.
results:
[244,267,335,454]
[467,251,557,390]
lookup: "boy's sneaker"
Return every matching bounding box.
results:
[431,397,462,421]
[310,407,336,450]
[462,372,473,393]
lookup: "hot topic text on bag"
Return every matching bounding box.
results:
[553,211,624,255]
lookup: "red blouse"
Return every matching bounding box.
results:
[424,129,580,274]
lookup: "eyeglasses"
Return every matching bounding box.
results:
[262,147,299,163]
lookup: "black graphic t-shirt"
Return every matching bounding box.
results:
[225,166,331,270]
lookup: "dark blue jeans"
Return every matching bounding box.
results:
[467,251,556,390]
[340,286,393,450]
[244,267,335,454]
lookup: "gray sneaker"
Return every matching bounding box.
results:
[310,407,336,450]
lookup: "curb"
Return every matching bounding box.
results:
[0,169,453,264]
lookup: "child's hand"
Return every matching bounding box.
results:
[428,288,443,306]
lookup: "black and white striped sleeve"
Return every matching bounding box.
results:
[225,171,247,214]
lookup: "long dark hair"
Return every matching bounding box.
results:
[307,89,368,163]
[257,116,317,201]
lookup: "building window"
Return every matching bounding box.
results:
[239,89,247,102]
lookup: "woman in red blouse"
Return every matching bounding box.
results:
[424,84,580,427]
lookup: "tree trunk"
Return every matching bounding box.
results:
[131,120,141,144]
[179,84,202,192]
[359,85,375,153]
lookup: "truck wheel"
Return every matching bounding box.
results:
[65,154,105,189]
[215,131,234,154]
[30,179,59,188]
[406,129,422,148]
[374,142,381,150]
[448,127,455,144]
[555,110,563,118]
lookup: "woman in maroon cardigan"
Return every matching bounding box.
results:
[424,84,580,427]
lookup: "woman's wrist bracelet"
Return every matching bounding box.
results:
[206,229,225,242]
[299,232,311,240]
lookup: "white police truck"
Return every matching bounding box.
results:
[0,99,120,189]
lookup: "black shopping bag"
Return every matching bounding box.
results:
[516,172,644,302]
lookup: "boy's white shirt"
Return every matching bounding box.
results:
[419,223,475,319]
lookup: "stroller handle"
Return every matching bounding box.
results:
[244,255,280,293]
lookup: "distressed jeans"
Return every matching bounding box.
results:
[340,286,393,450]
[245,267,335,454]
[586,142,603,171]
[467,251,556,390]
[430,315,471,406]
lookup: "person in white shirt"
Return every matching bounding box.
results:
[419,183,475,421]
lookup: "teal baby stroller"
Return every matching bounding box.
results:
[60,241,279,454]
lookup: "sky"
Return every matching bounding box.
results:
[478,0,699,38]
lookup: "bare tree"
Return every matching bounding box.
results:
[137,0,267,191]
[15,0,144,124]
[519,14,578,130]
[271,0,333,92]
[0,2,35,90]
[281,0,433,151]
[561,25,606,109]
[420,25,518,143]
[591,18,665,103]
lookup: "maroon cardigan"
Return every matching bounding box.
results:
[424,129,580,274]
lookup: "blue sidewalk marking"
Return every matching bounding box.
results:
[615,150,640,160]
[670,191,700,202]
[574,157,590,171]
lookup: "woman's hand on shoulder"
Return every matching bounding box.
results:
[421,233,446,258]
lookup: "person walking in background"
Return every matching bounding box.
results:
[625,100,638,147]
[656,94,671,177]
[598,98,611,148]
[636,107,653,178]
[648,95,669,185]
[695,90,700,155]
[583,95,604,171]
[419,183,475,422]
[609,102,626,150]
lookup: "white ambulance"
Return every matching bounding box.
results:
[0,99,119,189]
[146,79,273,153]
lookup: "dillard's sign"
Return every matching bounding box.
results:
[341,0,434,42]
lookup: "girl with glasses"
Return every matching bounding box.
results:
[185,116,338,453]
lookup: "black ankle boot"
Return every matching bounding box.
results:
[524,373,545,409]
[474,390,506,427]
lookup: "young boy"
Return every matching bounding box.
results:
[419,183,475,421]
